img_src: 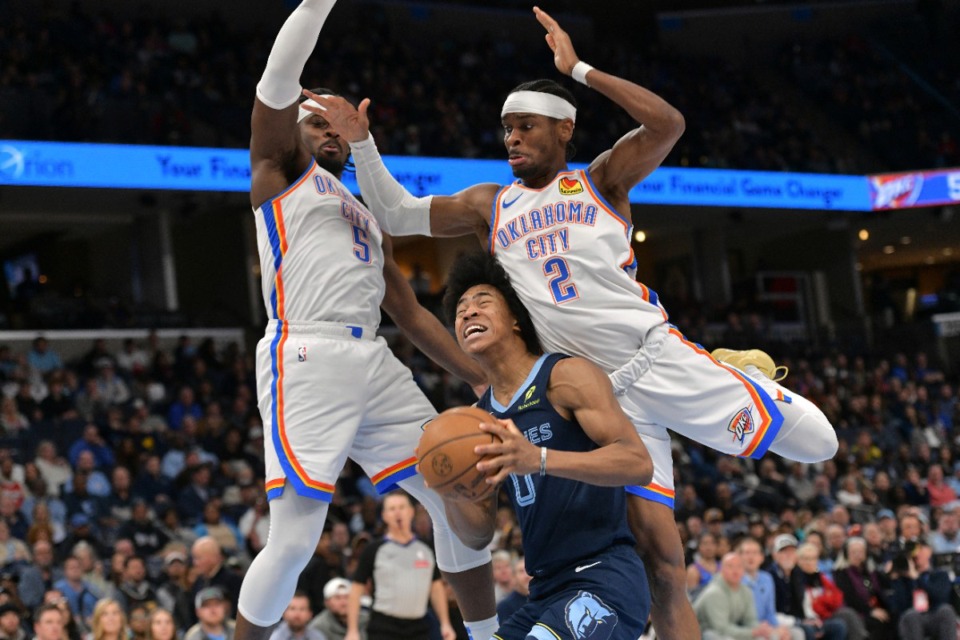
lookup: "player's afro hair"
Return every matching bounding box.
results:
[443,252,542,356]
[508,79,578,160]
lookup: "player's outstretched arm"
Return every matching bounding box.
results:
[533,6,684,201]
[476,357,652,486]
[300,91,497,240]
[381,235,486,389]
[250,0,338,209]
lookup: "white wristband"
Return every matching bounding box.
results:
[539,447,547,477]
[571,61,595,87]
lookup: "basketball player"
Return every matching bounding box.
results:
[442,250,654,640]
[303,7,840,639]
[239,3,499,640]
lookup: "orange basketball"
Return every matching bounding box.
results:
[417,406,501,502]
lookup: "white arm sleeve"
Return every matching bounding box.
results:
[349,135,433,237]
[256,0,337,110]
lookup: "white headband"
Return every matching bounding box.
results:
[501,90,576,123]
[297,97,332,123]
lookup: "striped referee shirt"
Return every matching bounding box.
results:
[351,536,439,619]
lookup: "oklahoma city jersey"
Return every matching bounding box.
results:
[489,168,667,372]
[255,160,385,326]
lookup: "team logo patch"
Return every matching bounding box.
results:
[727,406,755,443]
[297,346,307,362]
[564,591,619,640]
[559,177,584,195]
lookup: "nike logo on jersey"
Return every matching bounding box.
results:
[502,194,523,209]
[574,561,601,573]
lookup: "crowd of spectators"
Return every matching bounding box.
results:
[0,312,957,638]
[1,0,907,174]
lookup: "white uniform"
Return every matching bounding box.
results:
[490,169,786,507]
[254,160,435,502]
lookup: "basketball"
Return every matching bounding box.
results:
[417,406,502,502]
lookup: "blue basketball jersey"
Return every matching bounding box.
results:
[477,353,636,579]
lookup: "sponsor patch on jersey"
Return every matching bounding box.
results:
[559,177,584,195]
[727,406,755,443]
[517,385,540,411]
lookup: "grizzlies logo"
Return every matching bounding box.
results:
[564,591,618,639]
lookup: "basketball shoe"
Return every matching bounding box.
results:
[711,348,789,382]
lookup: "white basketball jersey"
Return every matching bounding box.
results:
[254,161,385,326]
[489,169,668,372]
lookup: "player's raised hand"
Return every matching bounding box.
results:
[300,89,371,143]
[533,6,580,75]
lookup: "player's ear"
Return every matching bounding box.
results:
[558,119,574,144]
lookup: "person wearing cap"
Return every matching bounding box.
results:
[309,578,366,640]
[268,592,325,640]
[0,601,26,640]
[157,550,193,632]
[767,534,800,621]
[736,538,804,640]
[889,539,957,640]
[184,588,235,640]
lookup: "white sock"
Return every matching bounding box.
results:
[464,615,499,640]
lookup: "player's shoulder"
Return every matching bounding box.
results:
[550,354,604,381]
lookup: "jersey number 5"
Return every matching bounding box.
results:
[543,257,579,304]
[352,225,371,263]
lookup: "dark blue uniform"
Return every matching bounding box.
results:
[478,354,650,640]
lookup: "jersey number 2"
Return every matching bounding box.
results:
[352,225,371,263]
[543,257,579,304]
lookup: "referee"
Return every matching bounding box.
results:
[345,491,455,640]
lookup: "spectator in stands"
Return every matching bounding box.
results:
[236,488,268,558]
[791,542,863,640]
[18,540,63,610]
[190,538,241,617]
[495,555,530,626]
[884,511,924,563]
[490,551,514,604]
[70,543,111,601]
[0,520,30,566]
[297,534,343,617]
[28,339,62,376]
[184,587,235,640]
[833,537,893,640]
[39,375,77,421]
[53,558,98,625]
[155,551,191,626]
[309,578,361,640]
[177,465,215,527]
[694,552,772,640]
[192,500,242,558]
[0,602,27,640]
[128,605,150,640]
[116,340,149,379]
[77,342,114,381]
[44,588,86,640]
[926,465,957,508]
[146,608,177,640]
[167,388,202,432]
[90,599,129,640]
[737,537,804,640]
[35,442,73,499]
[33,604,65,640]
[118,500,169,559]
[687,532,720,598]
[889,540,957,640]
[94,361,129,408]
[68,453,110,499]
[268,592,323,640]
[131,456,171,505]
[0,398,29,435]
[68,426,115,472]
[116,556,157,613]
